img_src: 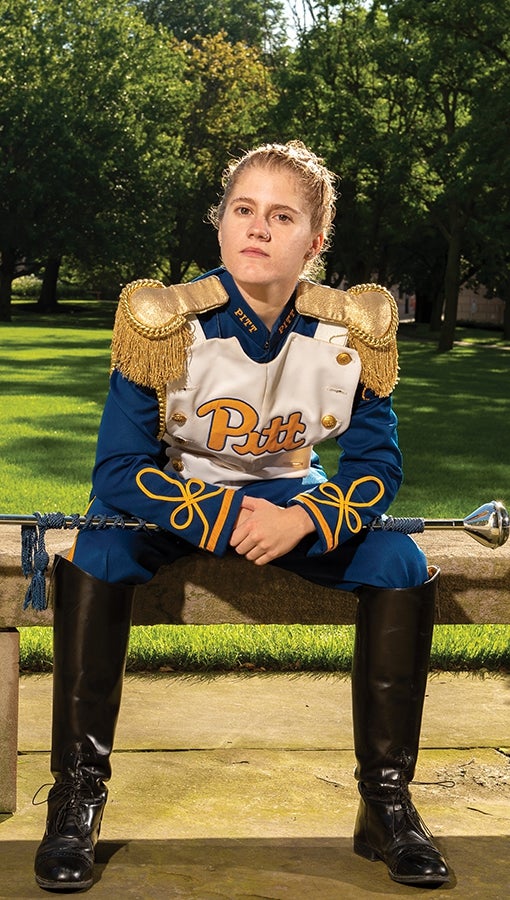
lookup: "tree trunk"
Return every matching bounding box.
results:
[38,256,62,311]
[414,287,432,324]
[168,254,187,285]
[438,216,463,353]
[503,295,510,342]
[414,253,446,327]
[430,285,444,332]
[0,247,16,322]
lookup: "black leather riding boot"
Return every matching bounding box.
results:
[34,555,134,892]
[351,566,450,886]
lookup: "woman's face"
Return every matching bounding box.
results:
[218,165,323,301]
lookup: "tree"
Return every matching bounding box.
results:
[271,2,428,287]
[155,32,277,282]
[0,0,191,318]
[379,0,510,350]
[0,1,278,316]
[273,1,510,349]
[132,0,287,54]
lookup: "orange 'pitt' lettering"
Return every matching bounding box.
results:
[196,399,306,456]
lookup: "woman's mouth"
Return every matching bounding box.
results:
[241,247,270,257]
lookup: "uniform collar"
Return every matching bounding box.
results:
[219,268,298,348]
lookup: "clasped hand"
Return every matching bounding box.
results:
[229,495,316,566]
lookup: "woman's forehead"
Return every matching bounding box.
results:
[229,165,308,208]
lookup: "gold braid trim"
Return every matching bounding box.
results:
[155,384,168,442]
[111,275,229,389]
[111,276,229,439]
[296,281,399,397]
[346,283,399,397]
[111,279,192,392]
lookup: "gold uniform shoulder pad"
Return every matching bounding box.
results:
[111,276,228,388]
[296,281,399,396]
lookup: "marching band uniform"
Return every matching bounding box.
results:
[35,269,449,890]
[70,268,424,587]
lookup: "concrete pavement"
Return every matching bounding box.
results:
[1,671,509,899]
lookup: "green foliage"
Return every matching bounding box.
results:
[0,0,277,307]
[0,0,192,315]
[271,0,510,344]
[132,0,287,51]
[1,0,510,343]
[380,0,510,349]
[160,32,278,282]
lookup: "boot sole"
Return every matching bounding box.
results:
[390,872,450,886]
[35,874,93,892]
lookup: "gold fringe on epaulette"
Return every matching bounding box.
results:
[347,335,399,397]
[110,279,194,390]
[347,284,399,397]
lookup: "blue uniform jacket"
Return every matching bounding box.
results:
[91,269,403,556]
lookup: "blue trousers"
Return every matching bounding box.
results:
[70,499,428,591]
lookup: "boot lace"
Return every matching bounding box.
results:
[394,786,433,841]
[33,777,102,837]
[390,752,454,843]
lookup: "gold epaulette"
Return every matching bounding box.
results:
[296,281,399,396]
[110,276,229,388]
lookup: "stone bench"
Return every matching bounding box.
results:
[1,524,509,812]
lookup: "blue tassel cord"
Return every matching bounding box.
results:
[21,512,148,610]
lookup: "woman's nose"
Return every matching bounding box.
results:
[248,219,270,240]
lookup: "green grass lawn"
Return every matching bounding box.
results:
[18,622,510,674]
[2,303,508,517]
[321,324,510,519]
[0,300,114,512]
[2,299,510,672]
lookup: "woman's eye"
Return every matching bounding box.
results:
[276,213,291,222]
[237,206,251,216]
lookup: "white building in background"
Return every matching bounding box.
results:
[389,283,504,326]
[456,284,505,327]
[331,276,504,326]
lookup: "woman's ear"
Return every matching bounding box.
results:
[306,233,324,259]
[313,232,324,255]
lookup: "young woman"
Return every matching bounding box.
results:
[34,141,449,890]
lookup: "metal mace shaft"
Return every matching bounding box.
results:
[374,500,509,549]
[0,514,158,529]
[0,500,508,549]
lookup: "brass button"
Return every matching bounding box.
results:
[336,352,351,366]
[172,459,184,472]
[321,414,337,429]
[171,412,187,425]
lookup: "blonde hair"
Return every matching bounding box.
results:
[209,140,337,273]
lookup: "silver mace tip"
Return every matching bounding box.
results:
[463,500,509,548]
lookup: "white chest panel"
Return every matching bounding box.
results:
[163,320,361,487]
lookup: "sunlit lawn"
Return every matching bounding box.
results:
[1,303,509,517]
[2,301,509,672]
